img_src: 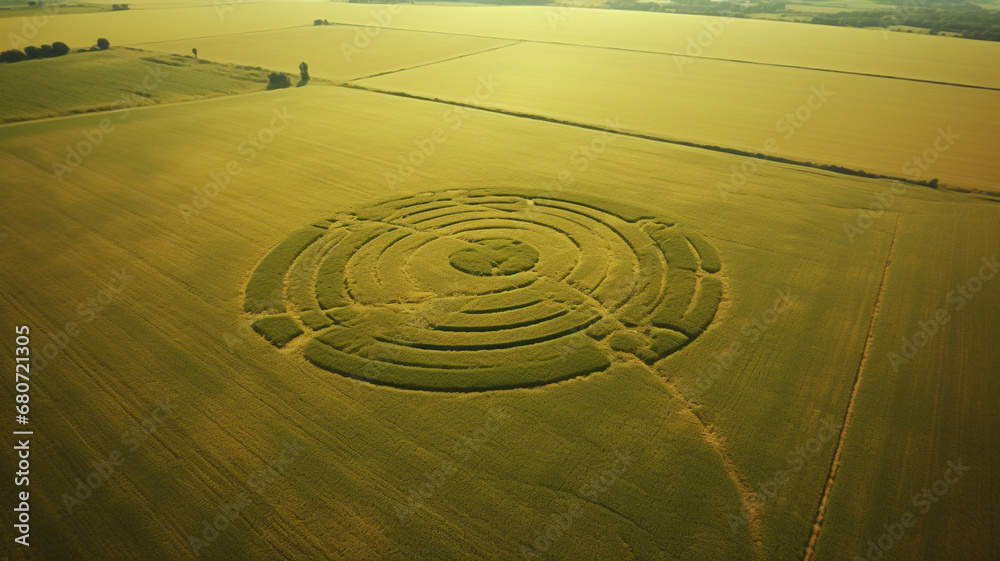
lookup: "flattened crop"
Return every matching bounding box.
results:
[244,189,725,390]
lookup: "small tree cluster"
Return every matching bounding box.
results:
[0,49,26,63]
[299,61,309,82]
[1,41,69,63]
[266,72,291,90]
[313,19,330,25]
[111,4,130,10]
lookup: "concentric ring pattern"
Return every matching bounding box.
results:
[243,189,724,391]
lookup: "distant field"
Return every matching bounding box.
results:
[0,47,278,123]
[141,26,515,81]
[3,4,999,87]
[356,41,1000,192]
[0,3,106,18]
[317,5,1000,88]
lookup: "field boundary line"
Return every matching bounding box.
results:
[327,20,999,91]
[349,41,521,81]
[120,18,997,91]
[801,215,901,561]
[0,86,289,129]
[339,82,958,192]
[661,378,765,558]
[126,24,313,48]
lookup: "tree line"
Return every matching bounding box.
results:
[605,0,1000,42]
[812,6,1000,41]
[1,39,110,64]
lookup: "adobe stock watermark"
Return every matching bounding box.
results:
[545,4,578,31]
[673,17,734,73]
[340,5,404,63]
[179,107,295,222]
[34,267,135,375]
[728,414,841,533]
[853,459,969,561]
[52,65,169,182]
[521,449,636,560]
[6,1,61,49]
[537,117,628,198]
[189,439,305,556]
[717,85,834,202]
[685,286,795,398]
[394,407,510,521]
[887,254,997,372]
[384,75,500,191]
[845,126,959,243]
[60,397,180,515]
[212,0,247,20]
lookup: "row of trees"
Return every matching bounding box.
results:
[27,0,126,6]
[606,0,785,16]
[606,0,1000,41]
[812,7,1000,41]
[1,42,69,62]
[0,38,109,64]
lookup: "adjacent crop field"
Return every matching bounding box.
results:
[140,26,515,82]
[5,4,998,87]
[309,5,1000,88]
[357,41,1000,192]
[0,48,274,123]
[814,207,1000,561]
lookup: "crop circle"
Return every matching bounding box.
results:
[243,189,724,391]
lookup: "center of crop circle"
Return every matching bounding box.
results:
[449,238,539,276]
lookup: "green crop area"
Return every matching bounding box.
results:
[0,47,285,123]
[0,3,996,561]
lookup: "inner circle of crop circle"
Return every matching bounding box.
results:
[243,189,724,392]
[449,238,539,277]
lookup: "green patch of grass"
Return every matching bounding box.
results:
[432,300,567,332]
[650,269,699,329]
[251,315,304,348]
[685,231,722,273]
[607,330,658,364]
[448,238,539,276]
[139,56,186,67]
[0,47,296,123]
[650,328,688,357]
[676,277,724,338]
[315,224,392,309]
[585,317,617,340]
[362,305,602,351]
[457,288,543,313]
[299,309,334,331]
[607,330,645,352]
[304,334,610,391]
[649,229,699,271]
[245,227,324,313]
